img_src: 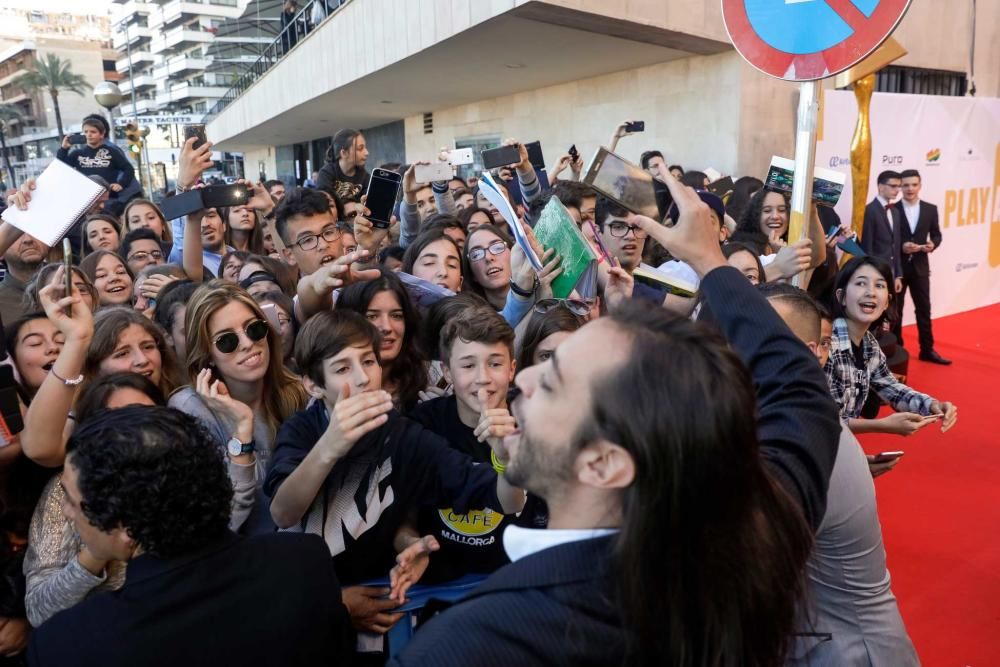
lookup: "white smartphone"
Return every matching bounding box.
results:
[447,147,474,166]
[261,303,281,331]
[414,162,453,183]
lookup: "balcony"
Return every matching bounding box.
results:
[119,98,158,116]
[160,0,244,29]
[116,50,156,74]
[150,27,215,55]
[113,26,152,51]
[156,82,227,106]
[120,74,156,94]
[153,55,211,80]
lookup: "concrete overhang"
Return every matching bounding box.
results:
[207,0,730,150]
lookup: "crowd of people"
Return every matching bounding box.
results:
[0,116,959,666]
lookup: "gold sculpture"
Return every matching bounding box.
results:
[850,73,876,240]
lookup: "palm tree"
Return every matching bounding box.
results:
[17,53,91,139]
[0,103,21,188]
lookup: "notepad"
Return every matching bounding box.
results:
[632,265,698,298]
[532,196,598,299]
[1,159,105,247]
[478,171,543,271]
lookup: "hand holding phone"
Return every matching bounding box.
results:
[870,450,905,464]
[624,121,645,134]
[364,168,402,229]
[184,124,208,151]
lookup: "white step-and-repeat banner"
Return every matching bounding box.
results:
[815,91,1000,324]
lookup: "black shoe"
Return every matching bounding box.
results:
[919,350,952,365]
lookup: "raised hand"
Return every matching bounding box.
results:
[322,384,394,460]
[353,206,388,255]
[603,266,634,312]
[38,267,93,343]
[535,248,564,301]
[474,387,515,465]
[771,239,812,280]
[5,177,36,211]
[196,369,254,444]
[389,535,440,604]
[177,136,214,191]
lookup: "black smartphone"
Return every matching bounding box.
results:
[184,124,207,151]
[524,141,545,170]
[624,121,645,133]
[68,133,87,145]
[159,189,205,220]
[481,145,521,170]
[364,168,402,229]
[582,147,658,219]
[201,184,251,209]
[0,366,24,436]
[568,144,580,162]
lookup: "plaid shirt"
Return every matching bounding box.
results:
[824,318,934,419]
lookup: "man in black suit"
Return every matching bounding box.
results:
[895,169,949,364]
[27,407,352,667]
[390,176,841,666]
[861,170,905,300]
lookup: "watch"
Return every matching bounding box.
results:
[226,437,255,458]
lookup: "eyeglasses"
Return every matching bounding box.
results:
[607,222,647,239]
[127,250,163,263]
[293,226,341,251]
[468,240,508,262]
[212,319,269,354]
[533,298,590,317]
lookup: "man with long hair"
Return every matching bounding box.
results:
[391,173,841,665]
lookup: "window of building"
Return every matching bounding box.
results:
[875,66,968,97]
[454,136,501,182]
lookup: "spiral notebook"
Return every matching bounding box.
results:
[1,159,105,247]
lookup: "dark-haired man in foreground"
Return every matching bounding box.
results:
[27,407,351,666]
[391,172,840,666]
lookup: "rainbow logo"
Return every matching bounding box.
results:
[926,148,942,163]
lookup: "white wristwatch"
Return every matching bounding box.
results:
[226,437,254,458]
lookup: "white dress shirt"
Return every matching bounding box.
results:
[503,525,617,562]
[902,199,920,235]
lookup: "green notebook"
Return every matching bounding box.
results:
[532,196,598,299]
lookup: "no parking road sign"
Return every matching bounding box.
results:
[722,0,912,81]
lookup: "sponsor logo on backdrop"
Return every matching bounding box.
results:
[925,148,942,166]
[958,147,982,163]
[881,154,904,165]
[955,262,979,273]
[828,156,850,168]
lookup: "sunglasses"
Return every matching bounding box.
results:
[533,298,590,317]
[212,319,269,354]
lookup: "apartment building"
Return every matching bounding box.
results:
[0,8,118,183]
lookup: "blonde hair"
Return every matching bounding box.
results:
[122,198,174,243]
[184,280,306,438]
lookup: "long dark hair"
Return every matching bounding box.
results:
[222,206,265,254]
[401,229,463,283]
[583,303,812,665]
[726,176,764,222]
[831,255,895,332]
[336,270,428,412]
[515,307,584,374]
[735,188,790,249]
[327,128,362,164]
[75,371,166,424]
[461,223,512,303]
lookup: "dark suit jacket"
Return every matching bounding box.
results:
[390,268,841,665]
[861,199,903,277]
[28,532,352,667]
[390,535,623,666]
[895,200,942,277]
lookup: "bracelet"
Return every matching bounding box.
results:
[508,276,537,298]
[50,368,85,386]
[490,450,507,475]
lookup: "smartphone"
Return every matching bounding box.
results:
[524,141,545,170]
[870,451,905,464]
[624,121,645,133]
[582,147,659,219]
[159,189,204,220]
[414,162,453,184]
[364,168,402,229]
[481,145,521,170]
[201,184,251,209]
[68,133,87,145]
[62,238,73,316]
[184,124,207,151]
[0,366,23,438]
[447,148,474,166]
[568,144,579,162]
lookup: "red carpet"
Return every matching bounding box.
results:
[858,304,1000,666]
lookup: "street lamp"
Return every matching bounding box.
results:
[93,82,123,144]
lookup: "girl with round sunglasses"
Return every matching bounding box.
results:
[169,280,307,534]
[462,224,563,328]
[336,269,428,413]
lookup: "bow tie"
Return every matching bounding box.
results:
[885,203,894,211]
